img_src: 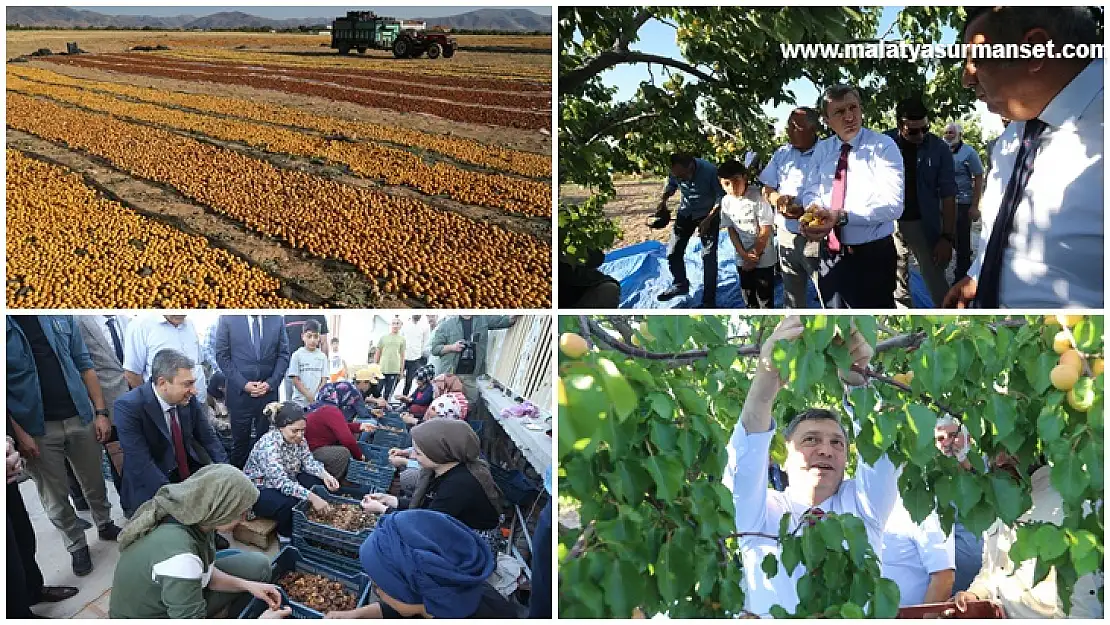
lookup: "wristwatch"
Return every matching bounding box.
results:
[95,409,110,418]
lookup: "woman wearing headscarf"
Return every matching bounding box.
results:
[324,509,518,619]
[304,382,377,480]
[388,394,470,495]
[243,402,340,539]
[397,364,436,424]
[109,465,285,619]
[361,420,502,549]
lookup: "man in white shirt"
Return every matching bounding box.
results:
[761,107,821,308]
[400,315,430,397]
[880,500,955,606]
[723,317,902,616]
[797,83,905,308]
[945,6,1103,308]
[123,315,209,405]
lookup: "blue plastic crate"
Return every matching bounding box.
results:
[346,459,394,493]
[292,486,380,553]
[238,547,371,618]
[489,463,541,506]
[290,535,363,577]
[376,413,406,430]
[371,429,411,449]
[356,442,390,467]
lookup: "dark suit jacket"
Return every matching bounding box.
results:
[214,316,290,401]
[114,381,228,512]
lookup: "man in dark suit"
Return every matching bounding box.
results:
[114,348,227,517]
[215,315,290,468]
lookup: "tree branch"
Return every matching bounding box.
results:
[561,50,722,96]
[586,111,663,145]
[617,9,654,52]
[561,520,596,564]
[578,316,594,350]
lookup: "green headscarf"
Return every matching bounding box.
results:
[119,464,259,551]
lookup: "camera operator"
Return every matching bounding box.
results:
[428,316,517,412]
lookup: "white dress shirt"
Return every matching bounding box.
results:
[967,467,1103,618]
[969,59,1103,308]
[123,316,208,403]
[760,142,817,236]
[798,127,905,245]
[401,321,429,362]
[153,387,178,434]
[100,315,130,361]
[723,419,902,616]
[880,500,955,607]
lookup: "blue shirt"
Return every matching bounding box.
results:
[664,158,726,218]
[760,143,817,235]
[970,58,1104,307]
[798,127,905,245]
[7,316,97,436]
[883,131,958,245]
[950,142,985,204]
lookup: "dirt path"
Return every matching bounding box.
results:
[561,178,670,249]
[8,130,411,308]
[25,59,551,154]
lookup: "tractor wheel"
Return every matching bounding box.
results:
[357,47,367,54]
[426,42,442,59]
[443,46,456,58]
[392,37,412,59]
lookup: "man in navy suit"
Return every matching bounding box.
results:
[215,315,290,468]
[114,348,228,517]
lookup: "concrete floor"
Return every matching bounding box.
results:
[15,477,278,618]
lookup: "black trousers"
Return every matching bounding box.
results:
[666,212,720,305]
[739,265,776,309]
[253,473,324,537]
[380,374,400,401]
[955,203,973,283]
[401,358,425,397]
[228,391,276,469]
[821,235,897,308]
[8,483,43,617]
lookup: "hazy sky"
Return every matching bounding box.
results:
[82,6,551,19]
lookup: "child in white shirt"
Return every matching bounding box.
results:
[718,160,778,308]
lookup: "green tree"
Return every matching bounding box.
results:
[559,6,977,260]
[558,315,1104,618]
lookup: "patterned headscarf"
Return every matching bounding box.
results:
[415,363,436,383]
[311,381,371,420]
[429,393,467,421]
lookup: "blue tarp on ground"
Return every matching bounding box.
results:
[602,231,935,309]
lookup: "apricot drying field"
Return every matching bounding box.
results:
[6,34,552,309]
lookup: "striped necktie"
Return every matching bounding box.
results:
[974,119,1048,308]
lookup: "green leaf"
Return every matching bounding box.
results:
[650,419,678,452]
[872,578,901,618]
[643,455,684,500]
[675,387,708,416]
[709,345,737,370]
[805,315,836,350]
[618,359,657,390]
[781,537,802,575]
[842,515,870,568]
[597,358,638,420]
[676,428,698,467]
[954,471,984,510]
[840,602,865,619]
[1037,404,1066,443]
[1069,530,1101,577]
[902,485,935,524]
[986,394,1017,439]
[989,474,1029,525]
[648,392,674,419]
[801,526,826,569]
[817,516,844,549]
[904,403,938,464]
[1034,524,1068,560]
[1051,452,1091,505]
[603,557,644,618]
[761,553,779,579]
[853,316,877,347]
[961,500,997,536]
[1025,351,1059,395]
[1072,318,1102,352]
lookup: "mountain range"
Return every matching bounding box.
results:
[6,7,552,32]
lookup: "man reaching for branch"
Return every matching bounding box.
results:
[723,316,902,616]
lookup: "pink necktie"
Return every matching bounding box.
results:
[828,143,851,253]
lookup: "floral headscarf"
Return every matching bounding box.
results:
[312,381,371,420]
[428,393,467,421]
